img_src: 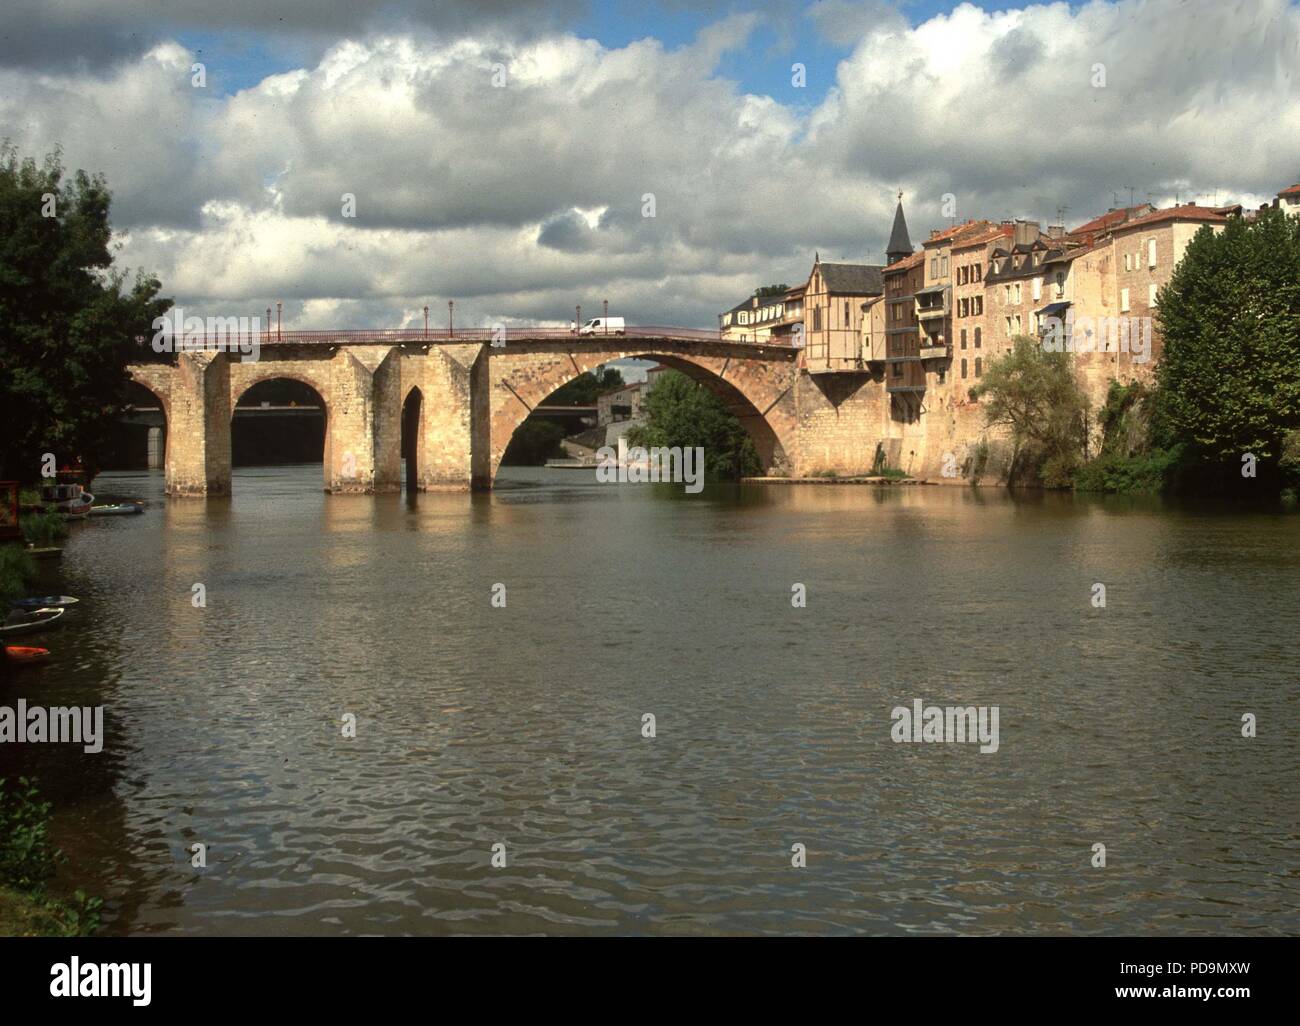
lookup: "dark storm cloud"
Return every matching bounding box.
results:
[0,0,587,70]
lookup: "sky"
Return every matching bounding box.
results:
[2,0,1298,330]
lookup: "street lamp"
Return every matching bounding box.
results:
[423,305,428,338]
[448,300,454,337]
[575,304,581,334]
[603,299,608,335]
[276,300,282,341]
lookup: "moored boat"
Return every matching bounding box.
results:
[0,606,66,637]
[4,645,50,665]
[12,595,79,610]
[40,473,93,519]
[89,501,144,516]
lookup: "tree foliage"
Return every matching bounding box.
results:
[1154,207,1300,464]
[549,366,625,405]
[626,370,761,480]
[0,144,170,482]
[969,334,1089,486]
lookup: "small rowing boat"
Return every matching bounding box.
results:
[4,646,50,665]
[11,595,79,610]
[0,607,66,637]
[89,502,144,517]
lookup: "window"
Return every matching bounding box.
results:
[974,327,981,348]
[1032,277,1042,301]
[961,358,968,379]
[1149,283,1158,306]
[1014,283,1022,304]
[940,255,948,277]
[961,328,967,350]
[1004,285,1011,302]
[844,300,850,326]
[974,296,983,316]
[931,256,939,277]
[1120,287,1130,313]
[1014,314,1022,334]
[1005,316,1012,336]
[1124,253,1131,271]
[974,357,982,377]
[1148,239,1157,268]
[813,307,822,331]
[1055,272,1065,298]
[892,362,903,378]
[974,264,982,282]
[938,369,945,384]
[958,298,968,317]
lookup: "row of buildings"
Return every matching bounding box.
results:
[721,182,1300,426]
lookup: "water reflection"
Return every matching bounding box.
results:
[6,463,1296,936]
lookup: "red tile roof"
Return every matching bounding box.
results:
[1069,204,1155,238]
[1277,183,1300,198]
[883,249,925,274]
[953,224,1014,249]
[1108,204,1231,235]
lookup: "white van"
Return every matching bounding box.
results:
[577,316,625,335]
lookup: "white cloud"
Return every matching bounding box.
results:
[2,0,1297,329]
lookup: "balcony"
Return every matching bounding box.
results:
[914,284,950,322]
[917,343,950,360]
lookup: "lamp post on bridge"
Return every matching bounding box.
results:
[276,300,282,341]
[266,307,271,344]
[448,300,454,338]
[575,305,580,335]
[603,299,608,335]
[423,305,428,338]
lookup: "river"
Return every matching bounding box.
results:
[4,464,1297,935]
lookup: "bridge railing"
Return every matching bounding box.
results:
[133,326,800,349]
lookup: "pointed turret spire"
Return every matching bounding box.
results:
[886,191,912,265]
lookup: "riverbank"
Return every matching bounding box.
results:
[741,475,935,485]
[0,884,74,936]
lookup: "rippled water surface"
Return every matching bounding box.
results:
[5,465,1297,935]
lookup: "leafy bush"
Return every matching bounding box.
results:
[0,777,62,891]
[20,510,67,548]
[0,544,36,605]
[970,335,1089,488]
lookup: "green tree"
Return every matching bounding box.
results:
[550,366,625,405]
[626,370,761,480]
[969,334,1089,486]
[1154,207,1300,467]
[500,419,567,465]
[0,145,170,483]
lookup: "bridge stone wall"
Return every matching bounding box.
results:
[131,337,1010,495]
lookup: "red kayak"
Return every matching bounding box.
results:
[4,646,50,665]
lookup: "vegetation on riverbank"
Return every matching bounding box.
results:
[0,144,170,485]
[973,208,1300,498]
[0,545,37,606]
[627,370,762,480]
[0,777,102,936]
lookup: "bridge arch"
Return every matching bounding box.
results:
[230,368,332,491]
[401,385,424,493]
[487,346,797,484]
[120,374,170,472]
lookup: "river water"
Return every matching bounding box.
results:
[4,464,1297,935]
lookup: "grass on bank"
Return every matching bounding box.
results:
[0,777,102,937]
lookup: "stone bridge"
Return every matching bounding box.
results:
[127,332,810,494]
